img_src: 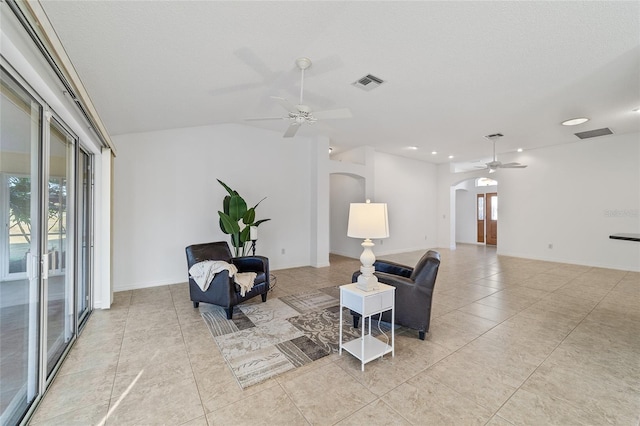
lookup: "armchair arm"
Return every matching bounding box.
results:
[374,272,431,296]
[373,260,413,278]
[189,268,236,305]
[231,255,269,274]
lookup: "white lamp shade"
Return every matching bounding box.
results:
[347,202,389,239]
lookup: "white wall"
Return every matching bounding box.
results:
[112,121,639,293]
[329,173,365,258]
[374,152,438,255]
[112,123,316,291]
[328,147,374,258]
[439,133,640,271]
[497,133,639,270]
[329,150,438,258]
[455,188,474,243]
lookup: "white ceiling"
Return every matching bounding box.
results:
[40,1,639,165]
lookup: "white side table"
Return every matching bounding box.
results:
[339,283,395,371]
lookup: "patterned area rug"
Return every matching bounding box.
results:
[200,287,363,389]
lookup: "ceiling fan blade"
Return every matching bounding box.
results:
[208,82,263,97]
[500,163,527,168]
[244,116,286,121]
[283,123,300,138]
[307,55,344,75]
[235,47,277,81]
[312,108,352,120]
[271,96,296,112]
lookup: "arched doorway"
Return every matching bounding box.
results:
[329,173,366,258]
[453,177,499,246]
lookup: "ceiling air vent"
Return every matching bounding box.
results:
[352,74,385,91]
[574,127,613,139]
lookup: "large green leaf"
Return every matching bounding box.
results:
[252,197,267,209]
[227,194,247,221]
[239,226,251,245]
[218,211,240,234]
[217,179,237,197]
[231,233,242,249]
[222,195,230,215]
[243,208,256,225]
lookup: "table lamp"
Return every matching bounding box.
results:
[347,199,389,291]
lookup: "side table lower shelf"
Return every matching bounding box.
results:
[342,335,392,365]
[339,283,395,371]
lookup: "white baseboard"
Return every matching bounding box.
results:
[497,250,640,272]
[114,277,186,293]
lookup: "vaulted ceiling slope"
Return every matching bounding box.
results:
[40,1,639,164]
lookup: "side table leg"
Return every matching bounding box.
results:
[361,316,366,372]
[391,306,395,357]
[339,304,343,355]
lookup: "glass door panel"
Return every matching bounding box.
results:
[45,119,75,377]
[0,68,41,425]
[77,149,92,326]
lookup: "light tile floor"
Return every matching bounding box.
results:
[29,245,640,425]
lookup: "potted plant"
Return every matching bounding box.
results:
[217,179,270,257]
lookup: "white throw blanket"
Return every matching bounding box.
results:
[189,260,257,296]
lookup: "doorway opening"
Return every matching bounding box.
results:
[453,177,498,247]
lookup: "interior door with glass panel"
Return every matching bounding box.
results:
[0,68,42,426]
[45,117,75,378]
[477,194,485,243]
[486,192,497,245]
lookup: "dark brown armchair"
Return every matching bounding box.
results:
[185,241,270,319]
[351,250,440,340]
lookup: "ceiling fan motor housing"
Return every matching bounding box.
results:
[296,57,312,70]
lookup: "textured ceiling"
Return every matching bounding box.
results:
[40,1,639,165]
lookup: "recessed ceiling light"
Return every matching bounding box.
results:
[406,146,418,150]
[517,148,523,152]
[561,117,589,126]
[431,151,437,155]
[448,155,454,159]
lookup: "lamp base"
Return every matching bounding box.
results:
[356,265,379,292]
[356,239,379,291]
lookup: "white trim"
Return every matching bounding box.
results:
[496,250,640,273]
[98,148,112,308]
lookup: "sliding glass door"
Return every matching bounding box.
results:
[45,118,75,377]
[1,64,94,424]
[77,149,92,327]
[0,67,42,426]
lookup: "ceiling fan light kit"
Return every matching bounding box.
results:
[244,57,353,138]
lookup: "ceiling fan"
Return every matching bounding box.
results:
[245,57,352,138]
[476,133,528,173]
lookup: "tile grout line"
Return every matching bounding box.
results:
[170,286,211,426]
[98,290,131,426]
[486,267,625,423]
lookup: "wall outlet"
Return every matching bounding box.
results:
[281,248,285,255]
[548,243,553,249]
[380,239,383,245]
